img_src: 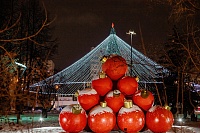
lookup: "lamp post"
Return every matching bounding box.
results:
[126,30,136,76]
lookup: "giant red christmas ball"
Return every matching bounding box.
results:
[132,89,154,111]
[117,100,145,132]
[146,105,174,133]
[105,90,125,113]
[92,76,113,96]
[117,76,138,96]
[88,102,116,133]
[102,55,128,80]
[77,88,100,111]
[59,104,87,132]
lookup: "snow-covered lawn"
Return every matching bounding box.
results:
[0,112,199,133]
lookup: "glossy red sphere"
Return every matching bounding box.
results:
[102,55,128,80]
[92,77,113,96]
[132,89,154,111]
[59,105,87,132]
[117,76,138,96]
[105,90,125,113]
[88,104,116,133]
[146,105,174,133]
[77,88,100,111]
[117,104,145,132]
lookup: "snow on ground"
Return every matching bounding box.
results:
[0,112,199,133]
[0,124,199,133]
[0,126,199,133]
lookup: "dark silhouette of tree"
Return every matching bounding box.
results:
[149,0,200,116]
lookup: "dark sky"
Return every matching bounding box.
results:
[43,0,170,70]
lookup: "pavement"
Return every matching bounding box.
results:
[0,111,199,133]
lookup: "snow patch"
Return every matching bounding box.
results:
[78,89,97,95]
[89,105,113,116]
[118,104,141,114]
[134,90,141,96]
[106,90,121,98]
[60,105,85,114]
[148,106,158,112]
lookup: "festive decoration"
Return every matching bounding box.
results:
[88,101,116,133]
[102,55,128,80]
[49,25,172,132]
[30,25,168,95]
[134,76,139,82]
[105,90,125,113]
[117,76,138,96]
[100,55,109,63]
[77,88,100,111]
[132,89,154,111]
[146,105,174,133]
[59,104,87,132]
[92,71,113,96]
[117,100,145,132]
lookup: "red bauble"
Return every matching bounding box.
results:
[59,104,87,132]
[132,89,154,111]
[92,76,113,96]
[77,88,100,111]
[102,55,128,80]
[88,102,116,133]
[146,105,174,133]
[117,76,138,96]
[117,100,145,132]
[105,90,125,113]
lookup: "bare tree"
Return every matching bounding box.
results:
[0,1,57,123]
[152,0,200,116]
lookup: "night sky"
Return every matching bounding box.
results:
[44,0,170,70]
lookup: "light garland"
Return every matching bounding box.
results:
[30,27,169,94]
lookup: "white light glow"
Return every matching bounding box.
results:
[30,29,168,94]
[39,117,44,122]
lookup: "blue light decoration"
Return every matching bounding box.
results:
[30,23,169,94]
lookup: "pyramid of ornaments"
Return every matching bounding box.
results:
[59,54,174,133]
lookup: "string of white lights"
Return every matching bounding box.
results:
[30,27,169,94]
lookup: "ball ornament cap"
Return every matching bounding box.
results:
[72,104,82,114]
[124,100,133,108]
[164,104,171,110]
[99,71,106,78]
[100,55,108,63]
[113,89,120,97]
[100,101,107,108]
[141,89,149,98]
[74,91,79,97]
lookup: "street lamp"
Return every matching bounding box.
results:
[126,30,136,76]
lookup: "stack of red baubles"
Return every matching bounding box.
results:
[59,55,174,133]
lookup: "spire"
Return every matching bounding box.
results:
[106,23,120,55]
[110,22,116,34]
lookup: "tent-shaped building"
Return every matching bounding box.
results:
[30,25,169,94]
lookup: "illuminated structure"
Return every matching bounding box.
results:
[30,24,168,94]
